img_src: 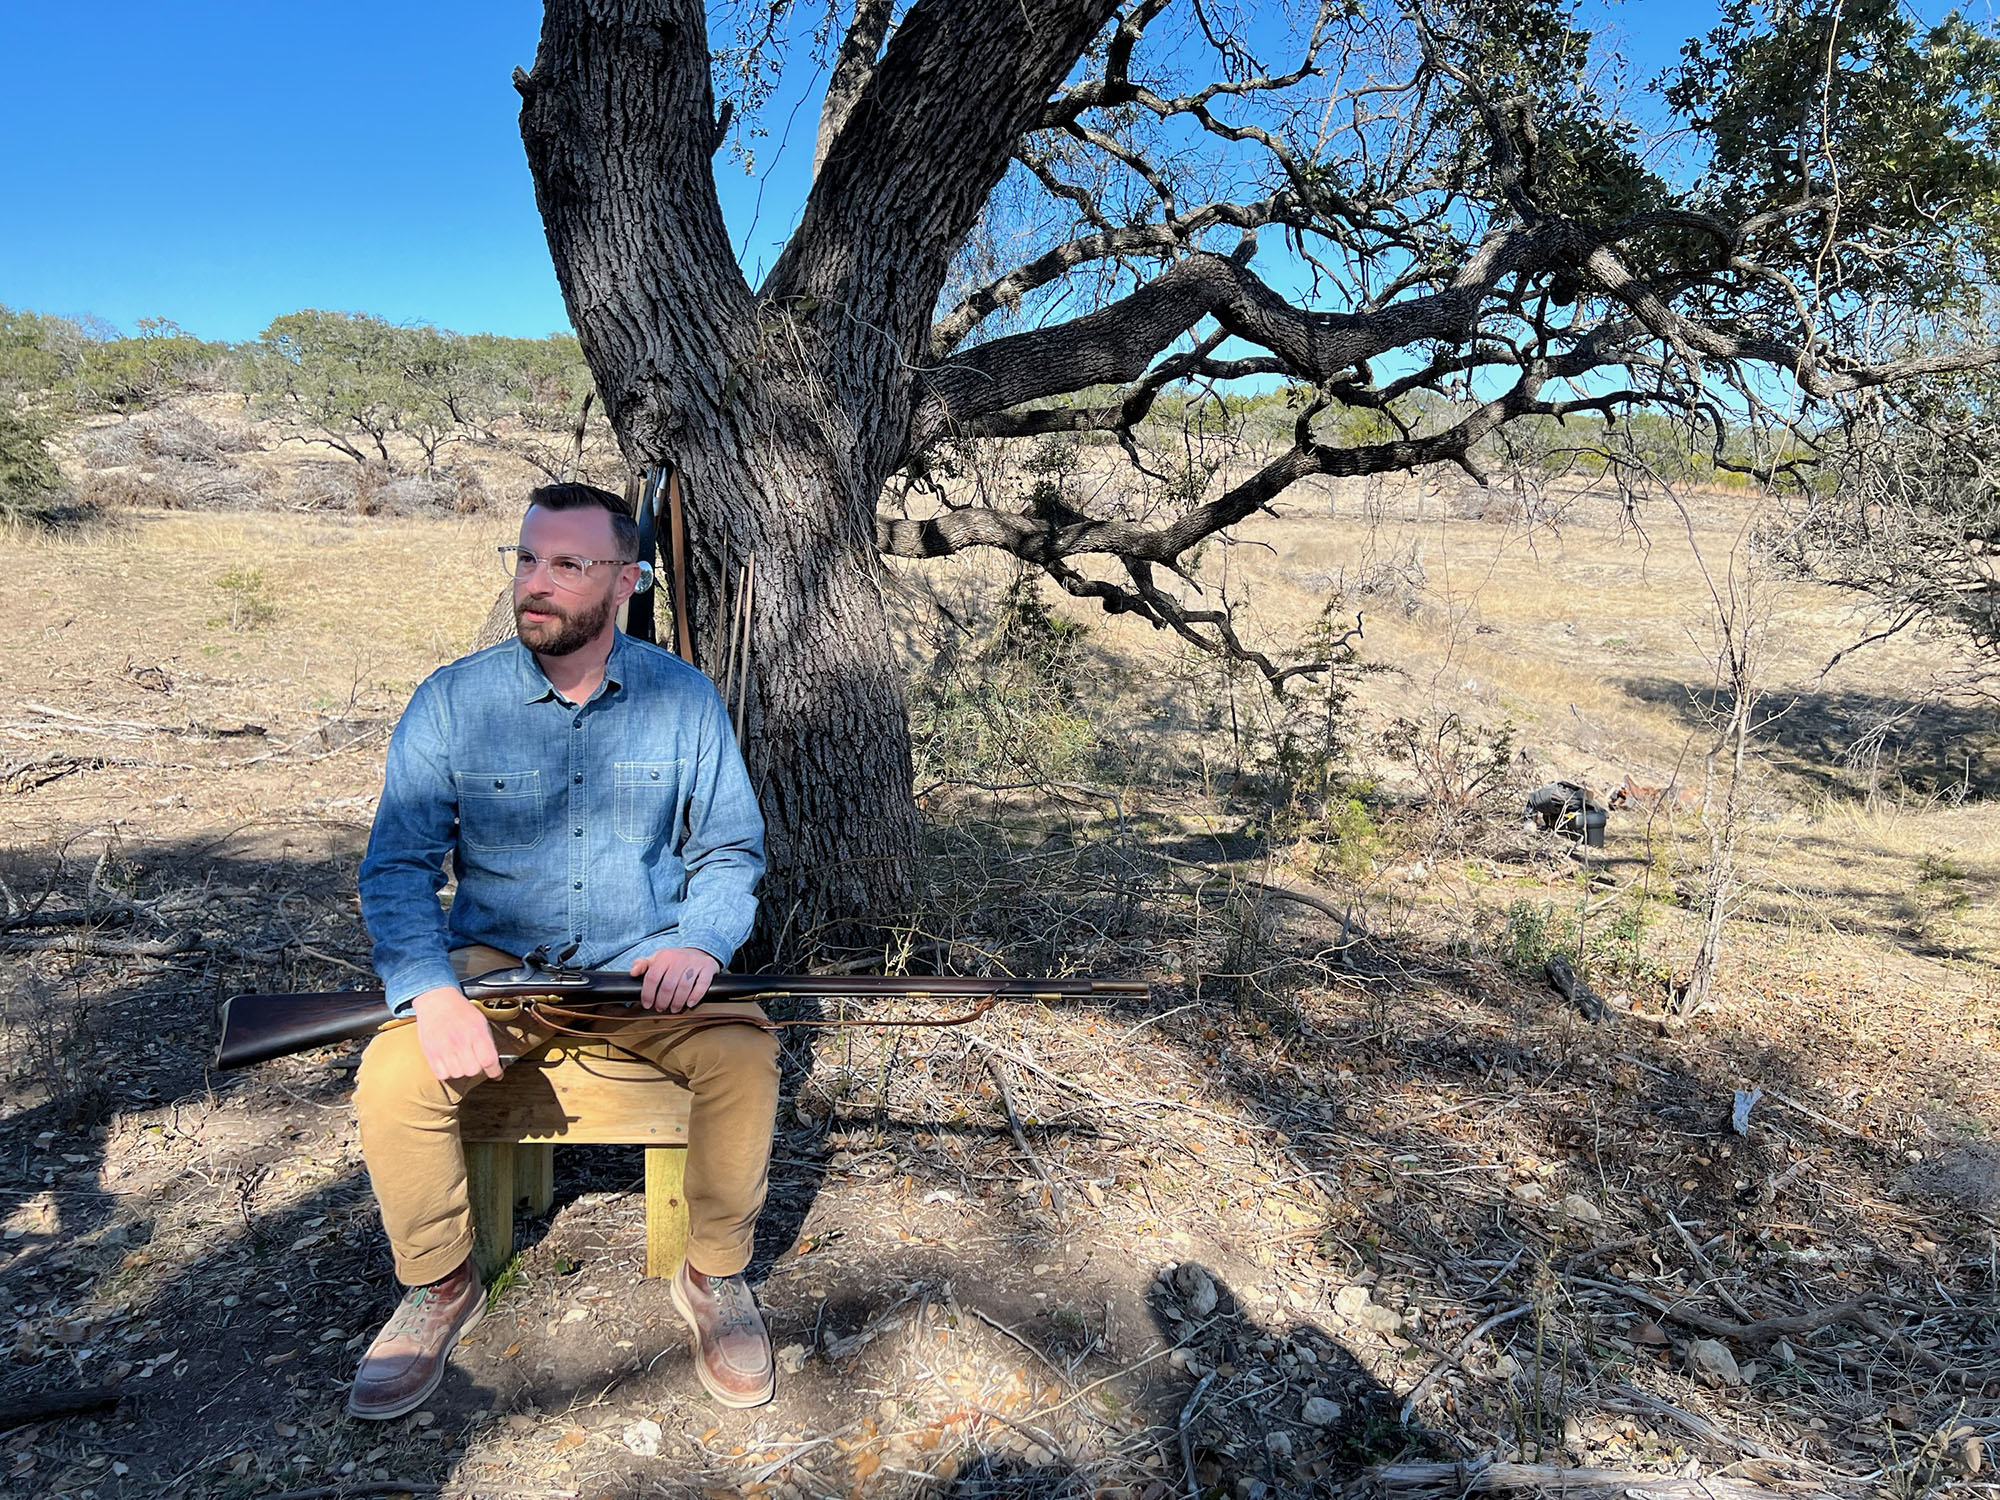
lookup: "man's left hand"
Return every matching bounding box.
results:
[632,947,721,1012]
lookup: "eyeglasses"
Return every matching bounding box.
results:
[497,545,633,591]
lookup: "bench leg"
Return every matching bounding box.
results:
[515,1142,555,1216]
[465,1141,516,1283]
[644,1145,688,1279]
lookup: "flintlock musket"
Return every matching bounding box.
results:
[215,944,1148,1070]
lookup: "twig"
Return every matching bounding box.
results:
[1854,1306,1962,1381]
[1601,1383,1783,1462]
[968,1304,1071,1384]
[1115,1003,1198,1043]
[748,1435,838,1484]
[1763,1089,1867,1140]
[1025,1329,1208,1420]
[966,1037,1107,1104]
[1400,1304,1530,1424]
[1469,1247,1528,1297]
[985,1053,1067,1217]
[1158,852,1368,933]
[4,753,111,793]
[1177,1369,1216,1500]
[1668,1212,1754,1323]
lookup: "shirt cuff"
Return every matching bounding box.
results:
[381,956,465,1017]
[675,928,737,968]
[612,929,737,972]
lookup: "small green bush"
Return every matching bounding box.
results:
[0,407,71,528]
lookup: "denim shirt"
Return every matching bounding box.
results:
[358,633,766,1013]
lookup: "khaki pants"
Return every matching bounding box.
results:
[354,945,780,1285]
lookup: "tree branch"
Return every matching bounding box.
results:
[931,193,1298,356]
[813,0,893,180]
[763,0,1126,418]
[916,227,1580,445]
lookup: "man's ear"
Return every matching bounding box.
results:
[613,561,643,605]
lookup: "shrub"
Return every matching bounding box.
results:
[0,406,72,528]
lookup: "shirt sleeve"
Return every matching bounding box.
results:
[643,682,765,967]
[357,677,464,1014]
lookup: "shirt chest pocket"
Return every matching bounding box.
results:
[614,760,683,844]
[454,769,546,851]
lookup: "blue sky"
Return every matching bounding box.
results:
[0,2,1748,343]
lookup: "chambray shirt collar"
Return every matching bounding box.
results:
[513,634,629,707]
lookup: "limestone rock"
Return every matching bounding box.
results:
[1173,1262,1220,1318]
[1687,1338,1741,1386]
[1301,1396,1342,1426]
[1332,1284,1371,1322]
[1559,1193,1603,1223]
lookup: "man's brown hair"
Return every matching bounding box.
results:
[526,482,640,561]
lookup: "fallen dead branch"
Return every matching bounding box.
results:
[1545,954,1608,1022]
[1566,1274,1955,1371]
[1601,1384,1783,1462]
[1359,1460,1828,1500]
[4,753,113,793]
[0,927,199,958]
[985,1052,1067,1217]
[1400,1304,1531,1424]
[0,1383,124,1430]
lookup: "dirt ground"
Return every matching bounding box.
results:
[5,419,2000,1499]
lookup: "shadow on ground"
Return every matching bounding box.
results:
[0,823,1980,1497]
[1619,674,2000,799]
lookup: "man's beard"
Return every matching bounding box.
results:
[514,588,616,656]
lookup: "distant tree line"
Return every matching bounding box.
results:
[1,298,1778,534]
[0,306,612,523]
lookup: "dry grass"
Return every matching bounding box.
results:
[3,413,1999,1498]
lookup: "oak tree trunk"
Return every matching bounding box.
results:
[517,2,920,949]
[517,0,1117,946]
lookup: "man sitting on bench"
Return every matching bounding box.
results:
[349,481,777,1419]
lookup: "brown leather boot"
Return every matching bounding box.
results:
[668,1263,775,1408]
[346,1261,484,1420]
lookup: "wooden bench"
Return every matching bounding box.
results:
[457,1039,692,1281]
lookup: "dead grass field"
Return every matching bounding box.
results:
[4,416,2000,1500]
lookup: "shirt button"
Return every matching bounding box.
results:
[573,773,583,784]
[650,770,659,780]
[573,720,583,731]
[493,779,505,788]
[573,827,583,837]
[573,880,583,890]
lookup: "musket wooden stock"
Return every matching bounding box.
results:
[214,969,1148,1070]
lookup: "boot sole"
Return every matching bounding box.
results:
[668,1272,776,1409]
[345,1300,487,1421]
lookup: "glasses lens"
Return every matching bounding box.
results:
[500,548,600,588]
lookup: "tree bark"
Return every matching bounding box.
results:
[518,0,920,949]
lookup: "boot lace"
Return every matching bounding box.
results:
[382,1282,449,1341]
[707,1275,761,1337]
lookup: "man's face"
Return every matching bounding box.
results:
[512,504,636,657]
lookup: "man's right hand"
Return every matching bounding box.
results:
[410,986,503,1083]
